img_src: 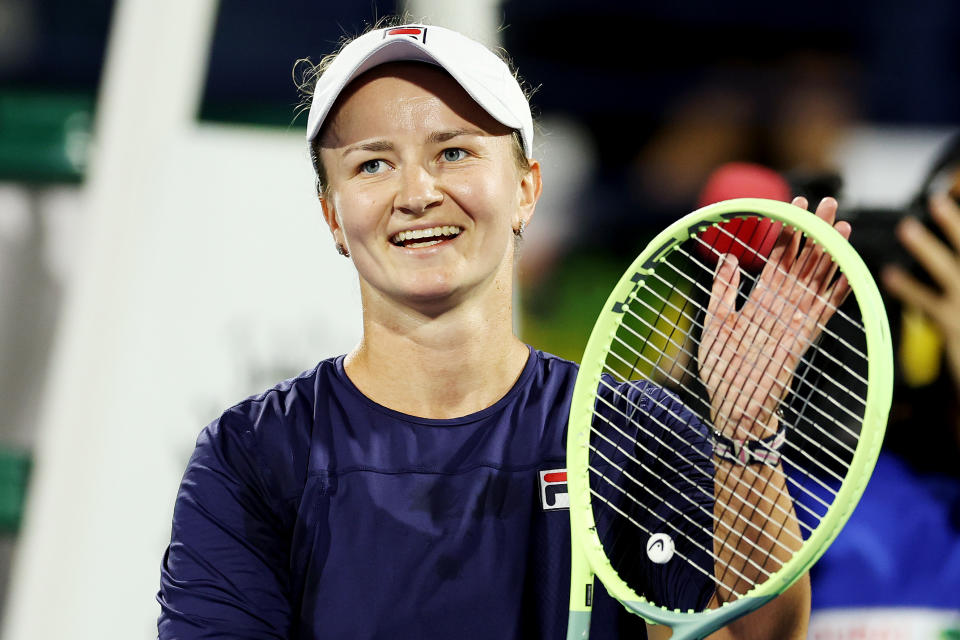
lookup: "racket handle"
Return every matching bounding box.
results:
[567,529,594,639]
[566,608,592,640]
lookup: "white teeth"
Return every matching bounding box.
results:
[391,226,462,245]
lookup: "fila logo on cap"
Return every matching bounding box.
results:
[384,26,427,44]
[539,469,569,510]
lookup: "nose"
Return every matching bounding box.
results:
[394,165,443,215]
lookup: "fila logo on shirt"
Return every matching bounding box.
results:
[539,469,569,510]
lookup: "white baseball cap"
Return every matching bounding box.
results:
[305,24,534,156]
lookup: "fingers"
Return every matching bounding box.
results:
[827,273,852,312]
[793,197,841,290]
[813,196,839,225]
[786,196,839,272]
[930,191,960,252]
[882,264,943,320]
[707,253,741,321]
[833,219,852,241]
[813,200,851,292]
[895,216,959,293]
[880,191,960,323]
[763,197,806,280]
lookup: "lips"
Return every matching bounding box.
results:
[390,225,463,248]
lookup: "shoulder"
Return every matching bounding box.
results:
[195,356,344,499]
[514,348,581,419]
[214,357,334,437]
[532,348,579,371]
[529,348,580,390]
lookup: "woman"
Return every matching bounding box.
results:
[158,21,842,639]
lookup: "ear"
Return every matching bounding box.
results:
[320,195,346,249]
[516,158,542,230]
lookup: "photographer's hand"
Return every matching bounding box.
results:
[882,192,960,389]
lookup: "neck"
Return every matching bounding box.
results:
[344,271,528,419]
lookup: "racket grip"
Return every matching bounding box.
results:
[566,609,592,640]
[567,529,594,639]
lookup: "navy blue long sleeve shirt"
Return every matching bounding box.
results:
[158,348,712,639]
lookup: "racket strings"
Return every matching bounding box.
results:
[588,380,826,596]
[588,441,772,584]
[633,272,869,437]
[603,321,849,514]
[657,251,870,421]
[700,222,856,599]
[641,241,868,446]
[594,372,833,530]
[590,388,809,556]
[588,218,869,610]
[592,381,809,541]
[588,466,766,598]
[613,304,862,460]
[627,256,868,434]
[673,218,869,379]
[605,291,856,513]
[679,240,871,387]
[602,343,840,514]
[692,221,868,346]
[607,324,858,483]
[783,346,854,486]
[698,220,858,557]
[587,484,732,595]
[594,271,807,584]
[697,225,846,580]
[588,378,790,604]
[600,332,853,530]
[688,235,865,434]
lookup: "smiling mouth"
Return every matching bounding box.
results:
[390,225,463,248]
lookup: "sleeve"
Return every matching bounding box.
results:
[157,417,293,639]
[590,379,716,612]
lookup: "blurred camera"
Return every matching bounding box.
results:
[789,134,960,288]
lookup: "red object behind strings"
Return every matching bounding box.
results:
[695,163,791,273]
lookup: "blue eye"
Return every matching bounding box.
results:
[442,148,467,162]
[360,159,385,174]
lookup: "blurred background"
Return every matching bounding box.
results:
[0,0,957,637]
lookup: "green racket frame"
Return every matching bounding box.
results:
[566,198,893,639]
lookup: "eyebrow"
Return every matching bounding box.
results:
[343,140,394,157]
[426,128,485,144]
[342,129,486,157]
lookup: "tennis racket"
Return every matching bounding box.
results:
[566,197,892,639]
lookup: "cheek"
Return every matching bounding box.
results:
[333,191,386,237]
[450,168,522,220]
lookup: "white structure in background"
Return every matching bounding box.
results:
[834,125,955,209]
[2,0,361,638]
[405,0,502,47]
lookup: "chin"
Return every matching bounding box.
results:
[402,282,462,307]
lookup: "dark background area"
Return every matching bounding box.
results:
[4,1,957,129]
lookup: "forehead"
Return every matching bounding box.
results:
[319,62,512,149]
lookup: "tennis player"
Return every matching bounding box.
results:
[158,21,829,639]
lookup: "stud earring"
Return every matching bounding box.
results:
[336,243,350,257]
[513,219,526,237]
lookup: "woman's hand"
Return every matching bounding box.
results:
[698,197,852,440]
[882,192,960,389]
